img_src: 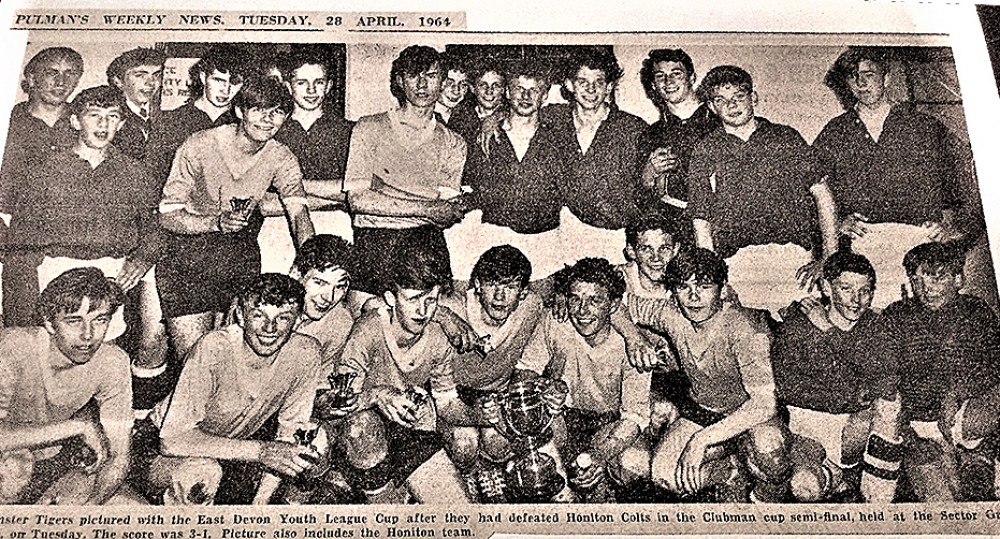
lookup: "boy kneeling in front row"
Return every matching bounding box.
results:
[629,248,791,502]
[331,238,481,504]
[515,258,654,501]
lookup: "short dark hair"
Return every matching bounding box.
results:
[469,57,505,85]
[390,45,442,106]
[822,251,876,288]
[238,273,305,311]
[664,248,729,289]
[504,58,551,89]
[625,217,683,248]
[235,75,293,114]
[471,245,532,289]
[71,85,125,117]
[640,49,695,109]
[555,258,626,302]
[23,47,83,93]
[106,47,166,86]
[697,65,753,103]
[281,49,331,82]
[385,236,453,295]
[903,241,966,277]
[825,46,891,111]
[293,234,354,277]
[561,47,624,101]
[188,45,253,99]
[440,52,469,76]
[37,267,124,323]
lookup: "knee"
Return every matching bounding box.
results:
[650,400,679,432]
[446,427,480,470]
[650,447,680,493]
[789,458,829,502]
[168,457,223,503]
[746,425,792,483]
[0,449,35,503]
[613,444,651,486]
[343,410,388,470]
[479,428,511,463]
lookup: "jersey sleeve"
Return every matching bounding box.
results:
[428,345,458,396]
[159,336,219,440]
[686,141,715,222]
[441,130,467,190]
[516,314,553,375]
[620,358,652,431]
[784,127,823,189]
[159,138,202,215]
[271,146,308,206]
[342,116,378,193]
[732,318,777,402]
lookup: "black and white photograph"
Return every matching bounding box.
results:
[1,0,1000,534]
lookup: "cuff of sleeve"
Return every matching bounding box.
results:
[281,196,308,207]
[342,178,371,193]
[158,202,187,214]
[0,213,10,227]
[951,399,983,450]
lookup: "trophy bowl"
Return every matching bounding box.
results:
[502,379,562,443]
[314,372,358,420]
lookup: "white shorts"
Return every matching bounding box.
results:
[787,406,852,466]
[726,243,813,319]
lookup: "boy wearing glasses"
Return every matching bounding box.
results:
[687,65,838,316]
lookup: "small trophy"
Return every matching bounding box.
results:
[230,196,254,215]
[314,372,359,420]
[293,422,328,480]
[478,378,568,502]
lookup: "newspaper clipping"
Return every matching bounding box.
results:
[1,0,1000,536]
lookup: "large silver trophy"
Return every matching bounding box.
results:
[478,377,568,502]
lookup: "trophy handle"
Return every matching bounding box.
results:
[482,391,515,440]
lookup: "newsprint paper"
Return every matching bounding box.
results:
[3,0,1000,536]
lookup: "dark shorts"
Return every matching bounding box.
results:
[336,413,444,492]
[351,225,451,295]
[457,385,495,408]
[156,221,262,319]
[560,408,621,463]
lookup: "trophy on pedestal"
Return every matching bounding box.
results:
[476,377,568,503]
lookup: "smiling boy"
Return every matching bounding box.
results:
[628,248,790,502]
[879,242,1000,501]
[150,273,322,505]
[106,47,166,161]
[157,75,314,365]
[688,65,837,315]
[332,237,475,504]
[8,85,163,345]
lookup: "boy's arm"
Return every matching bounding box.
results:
[91,353,135,503]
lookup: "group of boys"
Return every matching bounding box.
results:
[0,39,995,505]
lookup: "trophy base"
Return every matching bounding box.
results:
[504,451,566,503]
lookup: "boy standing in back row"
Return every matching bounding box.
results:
[688,65,837,316]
